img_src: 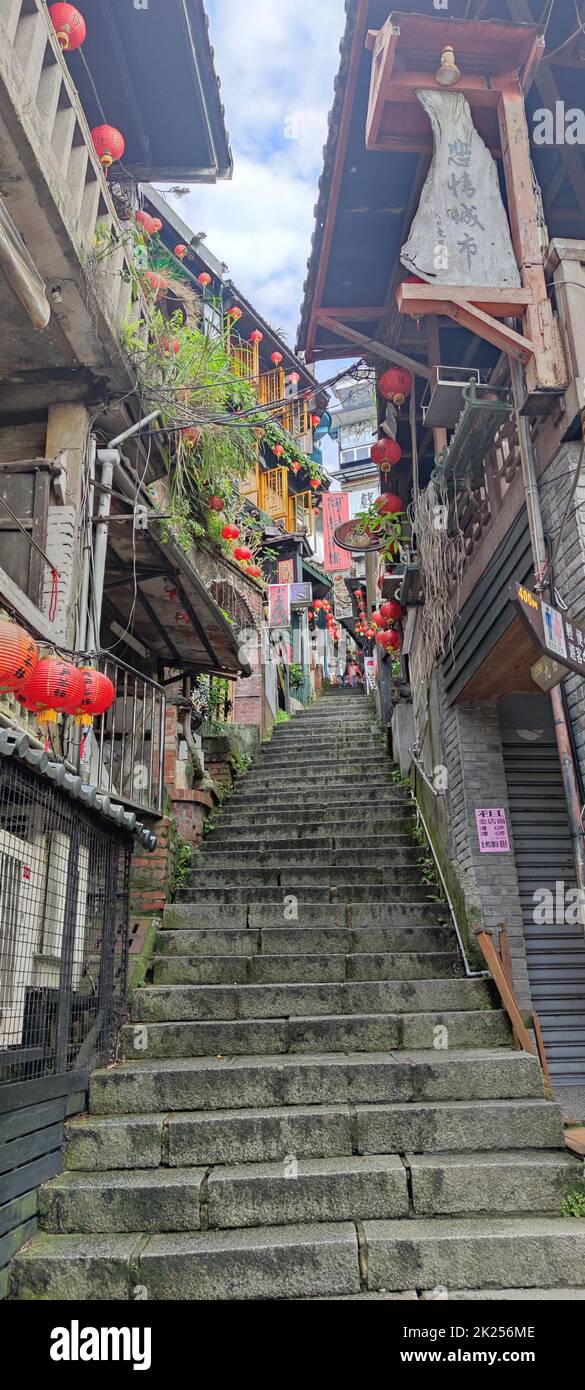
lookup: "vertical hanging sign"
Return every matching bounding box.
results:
[322,492,351,572]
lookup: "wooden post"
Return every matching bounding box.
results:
[474,927,537,1056]
[497,84,566,394]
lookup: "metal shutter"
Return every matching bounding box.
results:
[499,695,585,1084]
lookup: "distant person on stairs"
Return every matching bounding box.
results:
[346,659,363,689]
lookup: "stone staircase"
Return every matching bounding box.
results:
[10,690,585,1300]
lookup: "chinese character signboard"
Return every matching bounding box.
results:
[348,488,377,520]
[475,808,510,854]
[322,492,351,573]
[268,584,291,628]
[278,559,295,586]
[290,583,312,609]
[512,583,585,681]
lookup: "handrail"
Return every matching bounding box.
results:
[409,790,486,979]
[409,743,446,798]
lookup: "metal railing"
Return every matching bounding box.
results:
[78,656,165,819]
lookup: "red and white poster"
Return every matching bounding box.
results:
[268,584,291,628]
[322,492,351,573]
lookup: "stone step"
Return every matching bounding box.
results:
[131,978,492,1024]
[362,1216,585,1294]
[176,887,441,904]
[152,951,461,986]
[120,1010,509,1059]
[243,765,391,785]
[407,1150,578,1216]
[205,834,414,853]
[198,848,424,869]
[156,922,455,957]
[216,812,412,832]
[89,1048,543,1115]
[162,902,448,932]
[64,1096,563,1172]
[185,866,428,887]
[41,1155,411,1234]
[9,1224,362,1301]
[230,789,406,806]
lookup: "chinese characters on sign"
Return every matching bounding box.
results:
[268,584,291,628]
[322,492,351,573]
[278,559,295,586]
[475,808,510,854]
[512,583,585,681]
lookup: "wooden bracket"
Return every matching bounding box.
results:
[397,281,535,363]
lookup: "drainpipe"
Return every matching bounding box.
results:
[76,434,96,653]
[88,412,161,655]
[509,355,585,912]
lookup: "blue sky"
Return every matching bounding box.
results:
[167,0,347,349]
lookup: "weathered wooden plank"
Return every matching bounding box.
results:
[0,1150,63,1206]
[0,1217,37,1269]
[0,1070,87,1115]
[0,1189,37,1240]
[0,1121,63,1176]
[0,1098,66,1145]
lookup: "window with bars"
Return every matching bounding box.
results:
[0,760,130,1085]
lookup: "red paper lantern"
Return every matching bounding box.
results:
[208,496,225,512]
[250,330,263,344]
[381,600,402,623]
[375,493,404,516]
[378,368,412,406]
[49,4,86,51]
[198,272,212,287]
[271,352,283,366]
[229,306,243,320]
[310,478,321,490]
[234,546,252,563]
[91,124,125,173]
[311,415,321,428]
[136,210,155,238]
[182,427,201,447]
[289,372,300,385]
[371,439,402,469]
[371,611,386,628]
[150,218,162,233]
[0,620,39,694]
[143,271,167,298]
[17,658,85,724]
[380,628,401,652]
[228,525,240,541]
[247,565,262,579]
[221,524,233,540]
[273,444,285,459]
[75,668,115,726]
[161,337,180,355]
[175,244,188,260]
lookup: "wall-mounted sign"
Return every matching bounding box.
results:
[322,492,351,572]
[530,655,569,692]
[511,583,585,681]
[333,520,381,554]
[348,488,377,520]
[475,808,510,854]
[290,583,312,609]
[268,583,291,628]
[278,559,295,585]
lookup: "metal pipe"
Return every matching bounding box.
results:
[409,790,488,980]
[76,434,96,653]
[409,743,446,798]
[509,355,585,920]
[108,411,160,449]
[88,449,117,654]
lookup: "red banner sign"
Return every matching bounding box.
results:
[322,492,351,572]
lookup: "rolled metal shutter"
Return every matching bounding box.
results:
[500,695,585,1084]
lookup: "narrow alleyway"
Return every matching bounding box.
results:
[10,691,585,1300]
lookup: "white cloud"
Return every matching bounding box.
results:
[164,0,347,345]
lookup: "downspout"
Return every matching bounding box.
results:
[508,355,585,915]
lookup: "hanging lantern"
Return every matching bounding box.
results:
[273,444,285,459]
[375,493,404,516]
[150,218,162,233]
[198,272,212,287]
[143,271,167,299]
[0,620,39,694]
[311,414,321,428]
[16,658,85,725]
[221,524,234,541]
[91,125,125,173]
[175,244,189,261]
[371,439,402,469]
[289,372,300,385]
[49,4,86,51]
[381,600,403,623]
[250,330,263,344]
[310,478,321,490]
[378,368,413,406]
[271,352,283,367]
[228,525,240,540]
[182,426,202,448]
[381,628,401,652]
[229,306,243,321]
[247,565,262,579]
[234,545,252,563]
[371,611,386,628]
[136,210,154,238]
[208,495,225,512]
[75,668,115,727]
[161,337,180,355]
[289,460,302,475]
